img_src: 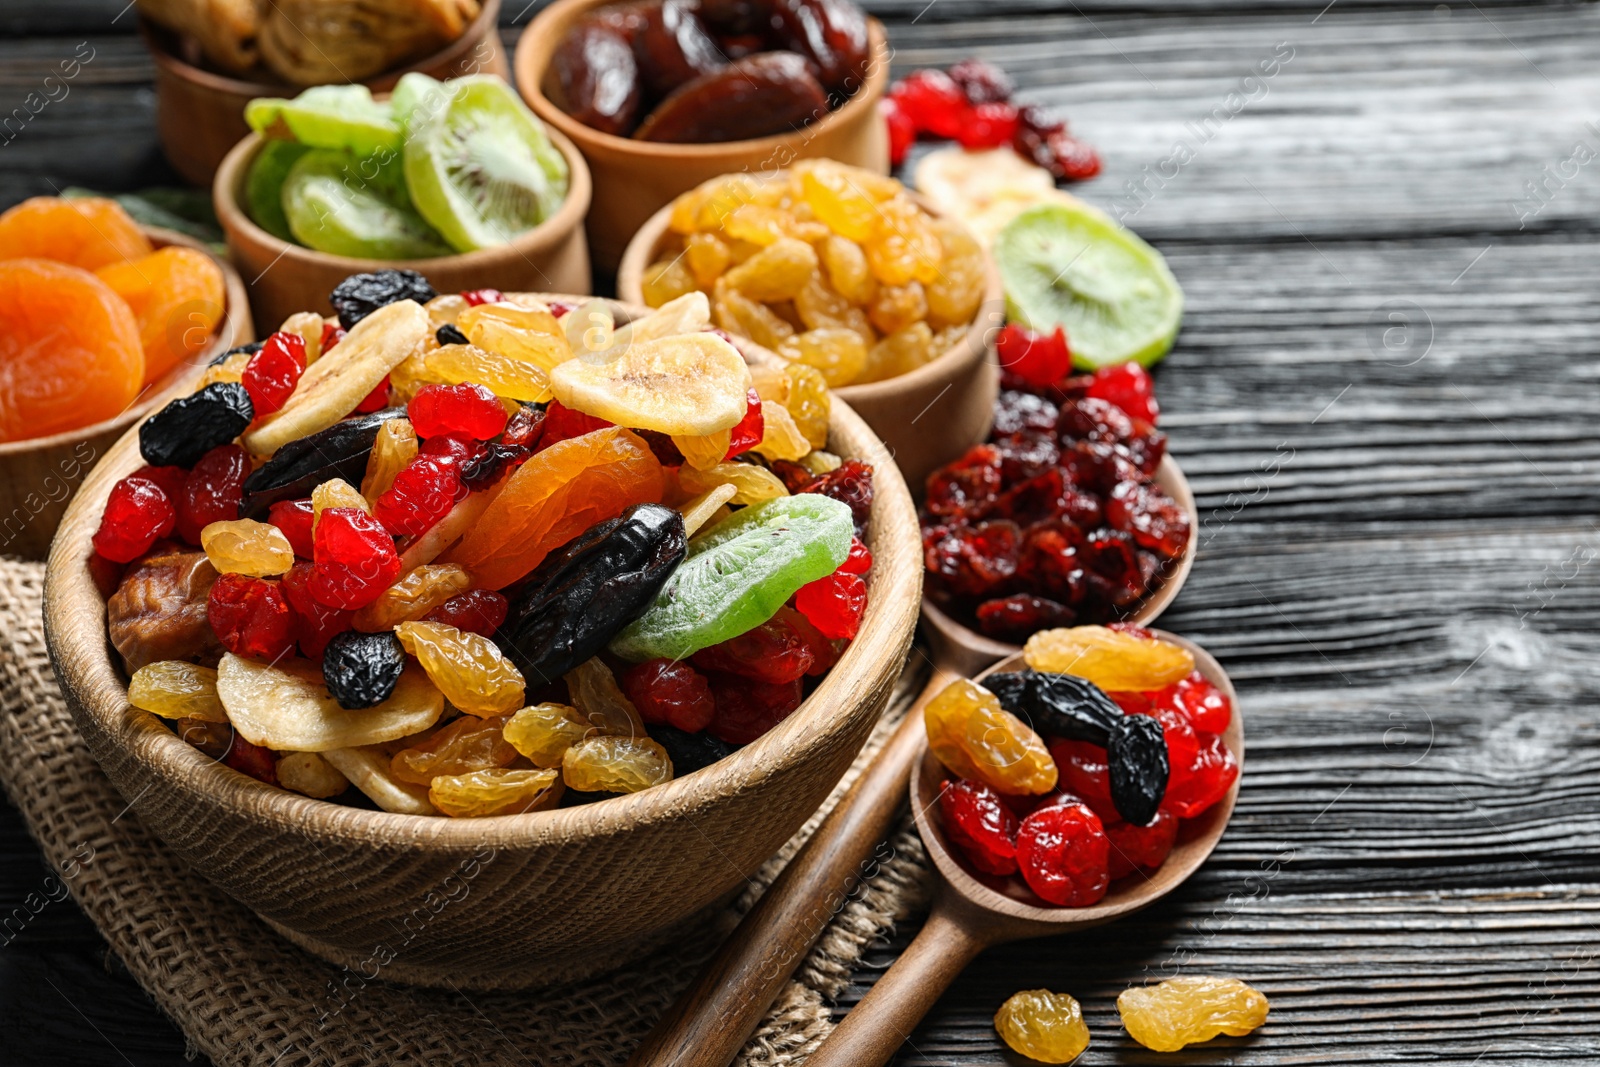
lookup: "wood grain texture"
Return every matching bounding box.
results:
[4,0,1600,1063]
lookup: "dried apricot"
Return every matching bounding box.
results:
[0,196,151,271]
[95,246,226,385]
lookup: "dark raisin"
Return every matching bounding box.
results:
[948,58,1015,104]
[461,443,529,490]
[240,408,407,517]
[214,341,262,365]
[435,323,470,347]
[139,383,254,468]
[985,668,1119,745]
[329,270,438,330]
[322,630,405,710]
[805,458,873,535]
[649,724,735,774]
[636,428,686,467]
[1107,712,1169,825]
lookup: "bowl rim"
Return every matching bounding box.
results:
[615,176,1005,407]
[140,0,504,97]
[44,299,923,849]
[513,0,890,161]
[0,225,252,457]
[212,124,594,276]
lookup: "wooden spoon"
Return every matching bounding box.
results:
[802,633,1242,1067]
[625,460,1199,1067]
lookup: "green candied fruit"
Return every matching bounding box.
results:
[245,85,403,157]
[609,495,853,662]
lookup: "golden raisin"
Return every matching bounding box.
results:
[1023,626,1196,691]
[430,767,563,817]
[799,163,878,241]
[562,736,673,793]
[751,401,812,462]
[795,274,875,343]
[128,661,225,722]
[199,519,294,577]
[459,301,569,372]
[784,363,831,450]
[426,343,553,403]
[276,751,349,798]
[354,563,473,631]
[396,620,526,717]
[673,429,733,471]
[924,678,1057,795]
[926,219,986,328]
[503,702,594,767]
[1118,977,1269,1052]
[390,713,519,785]
[867,281,929,336]
[722,237,819,302]
[862,322,936,383]
[865,197,942,286]
[678,461,789,505]
[714,282,795,351]
[643,256,699,308]
[361,418,418,501]
[685,232,733,287]
[819,234,875,303]
[778,328,868,388]
[311,478,370,528]
[563,657,646,737]
[994,990,1090,1064]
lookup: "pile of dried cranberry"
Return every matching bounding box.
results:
[921,333,1190,642]
[881,59,1101,180]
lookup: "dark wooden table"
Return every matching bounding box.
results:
[5,1,1599,1063]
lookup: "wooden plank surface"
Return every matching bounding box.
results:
[3,1,1599,1064]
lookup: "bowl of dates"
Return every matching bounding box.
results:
[43,283,921,989]
[513,0,892,270]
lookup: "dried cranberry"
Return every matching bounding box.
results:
[948,59,1015,104]
[992,391,1060,437]
[940,777,1020,875]
[1084,527,1145,607]
[418,433,476,464]
[310,507,402,610]
[924,445,1002,518]
[957,101,1021,149]
[991,466,1075,526]
[794,570,867,640]
[423,588,509,636]
[176,444,249,544]
[207,572,295,661]
[1107,480,1190,557]
[280,560,354,659]
[545,299,577,318]
[707,673,803,745]
[993,432,1060,483]
[770,458,817,494]
[132,464,186,501]
[461,288,505,307]
[924,519,1020,598]
[623,658,716,733]
[805,459,873,534]
[880,96,915,167]
[1104,807,1177,878]
[223,736,278,786]
[267,498,316,558]
[996,324,1071,388]
[778,604,840,675]
[1164,731,1237,819]
[693,613,815,683]
[461,443,529,491]
[241,331,306,416]
[408,383,508,440]
[375,454,464,537]
[725,390,764,458]
[637,429,687,467]
[501,404,547,449]
[1018,522,1086,604]
[975,594,1075,641]
[540,400,613,446]
[1085,363,1159,424]
[1049,739,1116,821]
[1059,397,1135,446]
[1015,797,1109,907]
[1048,130,1101,181]
[888,69,968,138]
[93,475,176,563]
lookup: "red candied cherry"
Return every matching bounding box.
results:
[279,560,353,658]
[777,605,840,675]
[540,400,613,447]
[1048,738,1116,821]
[207,572,295,661]
[177,444,249,544]
[267,498,316,559]
[310,507,402,610]
[1104,807,1177,879]
[947,58,1015,104]
[241,331,306,416]
[706,673,803,745]
[1108,621,1158,640]
[319,322,346,353]
[622,659,716,733]
[839,537,872,575]
[889,69,968,139]
[1164,671,1231,733]
[794,570,867,640]
[407,383,507,440]
[996,323,1071,388]
[93,474,176,563]
[1163,732,1238,819]
[1015,796,1110,907]
[692,613,815,685]
[725,389,764,458]
[957,102,1021,150]
[375,454,466,537]
[880,97,915,167]
[940,778,1020,876]
[354,375,391,413]
[418,433,477,464]
[223,735,278,785]
[132,464,186,501]
[423,588,508,636]
[1048,130,1101,181]
[1086,362,1158,424]
[461,288,505,307]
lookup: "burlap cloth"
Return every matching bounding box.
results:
[0,558,934,1067]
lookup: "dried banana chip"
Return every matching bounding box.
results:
[561,299,616,355]
[217,654,444,751]
[550,331,751,436]
[243,299,427,455]
[602,292,711,353]
[678,484,738,537]
[276,750,350,799]
[322,745,436,814]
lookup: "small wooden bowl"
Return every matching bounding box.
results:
[214,129,593,330]
[0,227,251,560]
[42,302,921,990]
[142,0,507,187]
[618,190,1004,495]
[513,0,892,271]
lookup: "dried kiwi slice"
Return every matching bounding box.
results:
[246,85,403,157]
[402,76,571,253]
[244,140,308,242]
[282,149,451,260]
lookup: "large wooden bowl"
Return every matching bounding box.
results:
[215,130,594,331]
[142,0,508,186]
[0,226,251,560]
[42,301,921,990]
[618,186,1004,496]
[513,0,892,271]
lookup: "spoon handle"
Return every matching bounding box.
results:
[801,889,992,1067]
[625,661,958,1067]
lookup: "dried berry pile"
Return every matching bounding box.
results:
[549,0,870,143]
[927,625,1237,908]
[921,346,1189,641]
[644,161,986,387]
[97,270,874,818]
[882,59,1101,180]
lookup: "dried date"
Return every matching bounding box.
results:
[633,52,829,143]
[636,0,727,98]
[769,0,871,96]
[549,15,644,136]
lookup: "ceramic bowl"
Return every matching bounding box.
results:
[513,0,892,271]
[43,301,920,990]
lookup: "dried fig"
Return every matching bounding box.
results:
[635,0,726,98]
[108,543,224,673]
[633,52,829,144]
[548,15,644,136]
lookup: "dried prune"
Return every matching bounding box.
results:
[770,0,871,96]
[634,53,829,144]
[240,408,406,517]
[636,0,726,98]
[322,630,405,710]
[329,270,437,331]
[139,383,254,468]
[549,16,643,136]
[497,503,687,686]
[435,323,469,347]
[649,724,735,774]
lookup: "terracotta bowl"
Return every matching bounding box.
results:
[513,0,892,271]
[214,129,593,331]
[42,300,921,990]
[0,227,251,560]
[142,0,508,186]
[618,187,1004,495]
